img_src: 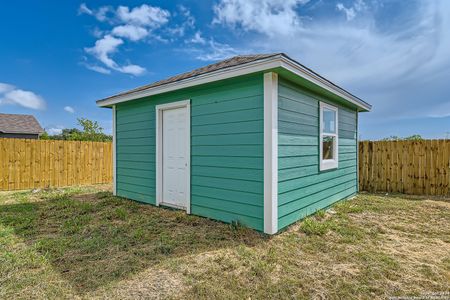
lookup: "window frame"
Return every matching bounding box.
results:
[319,102,339,171]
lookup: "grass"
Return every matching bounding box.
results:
[0,186,449,299]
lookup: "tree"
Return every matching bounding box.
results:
[40,132,50,140]
[403,134,423,141]
[381,134,424,141]
[76,118,111,142]
[41,118,112,142]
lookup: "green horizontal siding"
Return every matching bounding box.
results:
[277,77,358,230]
[115,73,264,231]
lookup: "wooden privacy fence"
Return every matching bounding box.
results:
[359,140,450,196]
[0,139,112,191]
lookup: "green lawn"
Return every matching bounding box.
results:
[0,186,449,299]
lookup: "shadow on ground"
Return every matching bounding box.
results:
[0,189,266,294]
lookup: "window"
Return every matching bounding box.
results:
[320,102,338,170]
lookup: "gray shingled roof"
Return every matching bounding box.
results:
[100,53,280,101]
[0,113,44,134]
[97,53,371,111]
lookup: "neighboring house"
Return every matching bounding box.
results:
[0,113,44,139]
[97,53,372,234]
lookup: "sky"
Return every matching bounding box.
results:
[0,0,449,139]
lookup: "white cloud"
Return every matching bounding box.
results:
[82,4,172,75]
[116,4,170,27]
[213,0,308,37]
[189,39,241,61]
[0,83,15,94]
[90,27,105,38]
[84,64,111,74]
[117,64,146,76]
[0,83,46,110]
[168,5,196,37]
[336,3,356,21]
[78,3,93,15]
[189,31,206,44]
[96,6,112,22]
[112,25,148,41]
[46,126,64,135]
[85,34,123,69]
[178,5,195,27]
[211,0,450,123]
[336,0,366,21]
[64,106,75,114]
[84,34,146,76]
[78,3,112,22]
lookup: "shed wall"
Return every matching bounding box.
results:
[115,74,265,230]
[277,77,358,230]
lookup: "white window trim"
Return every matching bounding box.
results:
[319,102,339,171]
[263,72,278,234]
[155,99,191,214]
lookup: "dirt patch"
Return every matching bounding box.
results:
[1,187,449,299]
[88,268,186,300]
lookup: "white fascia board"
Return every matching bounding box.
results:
[97,58,281,107]
[263,72,278,235]
[97,55,371,112]
[279,58,372,111]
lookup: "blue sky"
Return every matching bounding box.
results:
[0,0,449,139]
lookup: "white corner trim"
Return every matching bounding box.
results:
[355,110,359,192]
[112,105,117,196]
[155,99,191,213]
[319,101,339,171]
[264,72,278,234]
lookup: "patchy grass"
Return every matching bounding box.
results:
[0,187,449,299]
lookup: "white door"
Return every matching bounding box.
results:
[161,106,188,209]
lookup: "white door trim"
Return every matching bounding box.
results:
[155,99,191,213]
[263,72,278,234]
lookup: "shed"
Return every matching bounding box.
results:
[97,53,371,234]
[0,113,44,139]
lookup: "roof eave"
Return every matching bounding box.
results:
[96,55,283,107]
[278,56,371,112]
[96,55,371,112]
[0,131,42,134]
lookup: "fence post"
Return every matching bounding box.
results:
[0,139,113,191]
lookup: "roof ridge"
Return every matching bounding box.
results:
[0,112,35,116]
[96,52,371,111]
[103,53,281,100]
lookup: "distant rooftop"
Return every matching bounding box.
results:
[0,113,44,134]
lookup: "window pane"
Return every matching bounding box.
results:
[322,135,335,160]
[322,108,336,134]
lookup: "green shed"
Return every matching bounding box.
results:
[97,53,371,234]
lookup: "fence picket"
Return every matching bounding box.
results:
[0,139,113,191]
[1,138,448,195]
[359,140,449,196]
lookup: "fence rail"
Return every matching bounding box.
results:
[0,139,112,191]
[1,138,449,196]
[359,140,450,196]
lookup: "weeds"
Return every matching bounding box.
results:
[0,187,448,300]
[300,217,332,236]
